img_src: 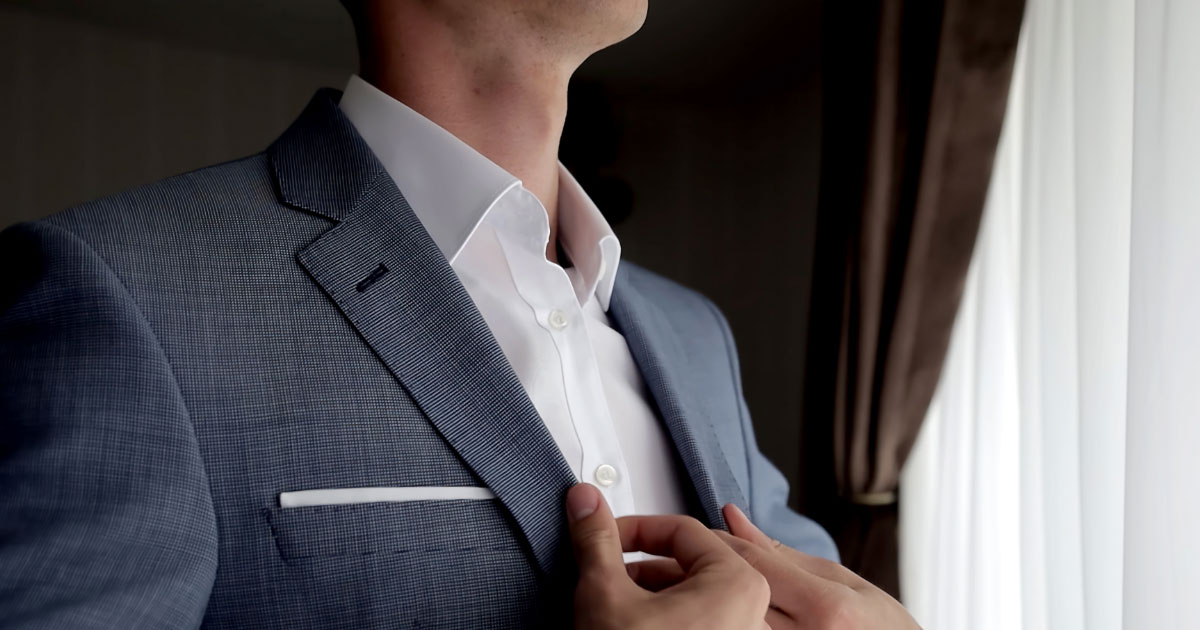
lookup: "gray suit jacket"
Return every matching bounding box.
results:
[0,89,836,629]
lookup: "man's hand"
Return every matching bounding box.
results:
[719,503,920,629]
[623,504,920,629]
[566,483,771,630]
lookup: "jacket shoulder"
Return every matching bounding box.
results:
[22,153,332,274]
[40,153,283,241]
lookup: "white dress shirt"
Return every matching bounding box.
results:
[339,75,689,520]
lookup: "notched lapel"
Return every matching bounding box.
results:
[608,268,747,529]
[269,90,577,577]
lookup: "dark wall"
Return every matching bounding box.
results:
[0,4,345,225]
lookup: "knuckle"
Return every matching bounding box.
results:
[734,565,770,601]
[677,515,707,533]
[733,544,769,573]
[575,526,616,550]
[815,592,866,630]
[835,564,871,587]
[814,556,859,581]
[750,570,771,601]
[813,556,845,574]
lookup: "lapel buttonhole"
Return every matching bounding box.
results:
[355,263,390,293]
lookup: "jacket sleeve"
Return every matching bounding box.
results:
[706,298,840,562]
[0,221,218,629]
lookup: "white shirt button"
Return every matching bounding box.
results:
[547,309,569,330]
[594,464,619,487]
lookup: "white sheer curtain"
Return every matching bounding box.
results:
[898,0,1200,628]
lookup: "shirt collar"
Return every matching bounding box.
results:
[338,75,621,310]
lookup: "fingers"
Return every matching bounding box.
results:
[625,558,686,592]
[722,503,865,587]
[566,483,628,582]
[616,514,744,574]
[765,607,793,629]
[774,545,866,587]
[711,528,844,611]
[711,529,806,585]
[570,501,781,628]
[723,503,776,549]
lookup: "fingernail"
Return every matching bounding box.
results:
[566,484,599,522]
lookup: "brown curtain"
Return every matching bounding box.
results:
[800,0,1025,597]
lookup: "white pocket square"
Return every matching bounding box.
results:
[279,486,496,508]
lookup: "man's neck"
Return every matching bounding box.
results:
[359,5,581,262]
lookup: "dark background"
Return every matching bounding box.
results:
[0,0,824,515]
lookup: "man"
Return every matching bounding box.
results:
[0,0,919,627]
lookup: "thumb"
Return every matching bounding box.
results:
[566,483,627,580]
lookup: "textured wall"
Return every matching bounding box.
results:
[601,91,821,506]
[0,5,346,225]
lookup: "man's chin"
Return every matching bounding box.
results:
[567,0,648,56]
[608,0,649,46]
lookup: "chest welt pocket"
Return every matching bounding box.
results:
[260,498,543,628]
[264,498,521,564]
